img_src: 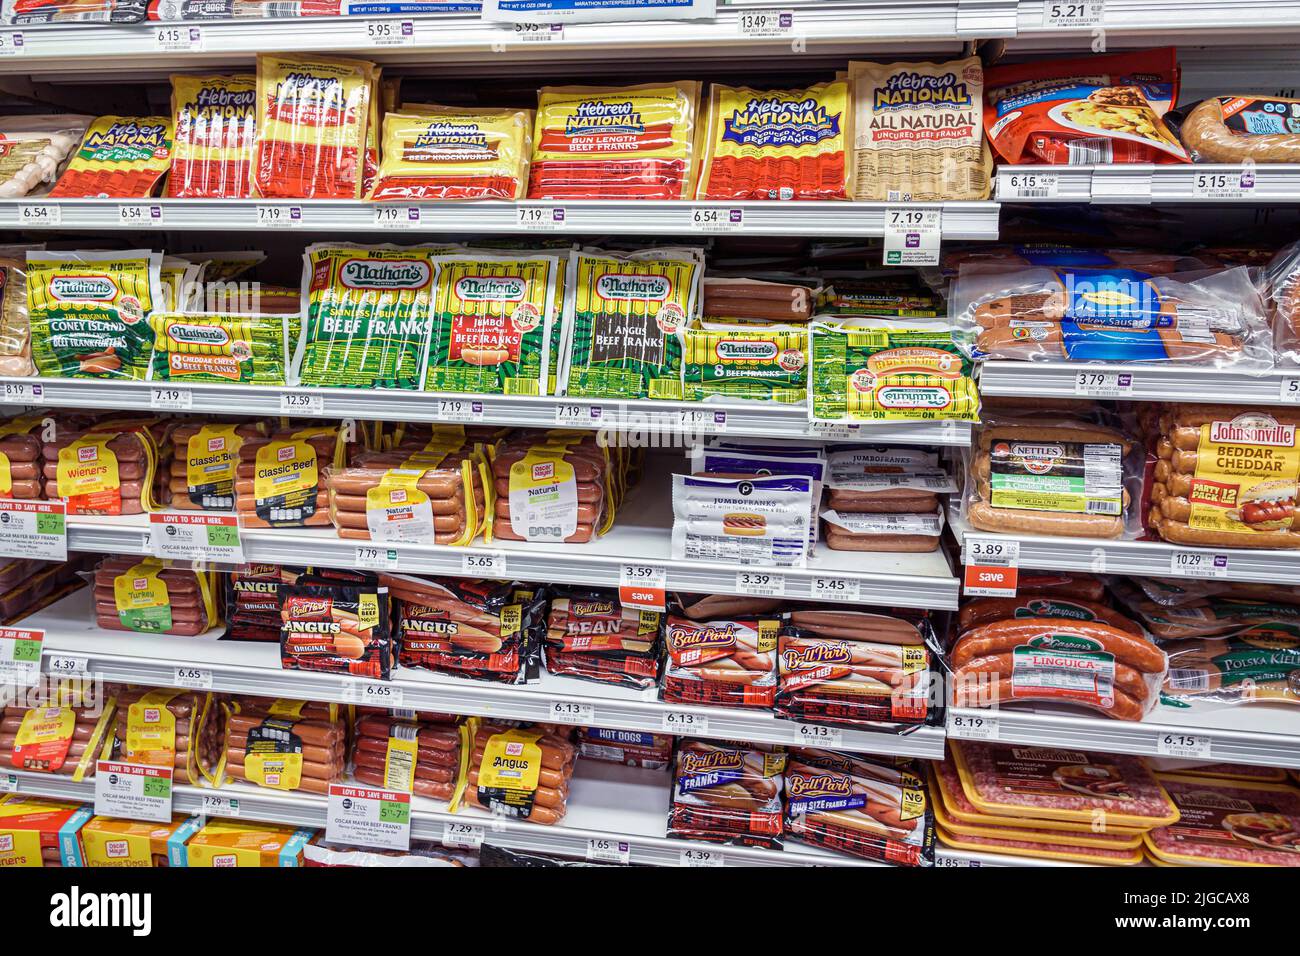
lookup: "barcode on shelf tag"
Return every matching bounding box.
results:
[1002,172,1060,199]
[172,666,212,690]
[810,576,860,603]
[257,205,303,228]
[280,392,324,415]
[662,711,707,735]
[963,536,1019,597]
[517,205,565,230]
[153,24,203,51]
[1169,551,1229,578]
[548,700,595,725]
[794,723,843,747]
[737,8,792,36]
[19,204,59,226]
[355,546,401,570]
[1073,370,1133,397]
[690,207,744,232]
[680,847,725,867]
[343,682,404,707]
[437,398,485,422]
[0,32,24,56]
[118,204,163,227]
[201,794,240,818]
[442,821,485,850]
[461,550,507,576]
[554,402,601,427]
[373,205,422,228]
[949,713,999,740]
[1156,733,1212,759]
[1280,376,1300,404]
[735,571,785,597]
[1,381,40,404]
[513,21,563,41]
[882,207,941,267]
[1043,0,1104,27]
[149,385,192,410]
[47,654,88,676]
[1192,169,1256,200]
[365,18,415,45]
[586,838,630,864]
[0,773,17,793]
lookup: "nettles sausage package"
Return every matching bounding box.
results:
[558,247,703,400]
[27,249,163,380]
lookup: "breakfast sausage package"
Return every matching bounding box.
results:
[0,114,92,199]
[48,116,175,198]
[279,582,393,680]
[167,74,257,199]
[668,740,786,849]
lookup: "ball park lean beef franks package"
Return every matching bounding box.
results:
[694,80,851,201]
[48,116,175,198]
[983,48,1189,165]
[528,82,700,200]
[849,56,991,202]
[166,73,256,199]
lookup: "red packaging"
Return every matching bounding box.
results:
[668,740,785,849]
[660,615,779,709]
[279,583,392,680]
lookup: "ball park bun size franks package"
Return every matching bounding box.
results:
[217,697,346,796]
[252,53,376,200]
[47,115,174,198]
[558,247,703,401]
[166,73,256,199]
[682,319,808,404]
[983,48,1189,165]
[236,426,347,529]
[1145,774,1300,867]
[661,614,780,709]
[694,80,851,201]
[44,427,160,516]
[0,796,93,868]
[668,740,786,848]
[93,556,220,636]
[528,82,700,200]
[148,311,291,385]
[80,815,203,867]
[26,250,163,380]
[848,56,991,202]
[184,819,313,867]
[671,473,813,568]
[368,105,532,201]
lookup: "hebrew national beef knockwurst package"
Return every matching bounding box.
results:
[297,243,435,390]
[149,311,291,385]
[47,116,175,198]
[0,796,92,867]
[167,73,256,199]
[1145,775,1300,866]
[46,428,160,516]
[668,740,785,848]
[682,320,808,404]
[94,556,220,635]
[27,250,163,380]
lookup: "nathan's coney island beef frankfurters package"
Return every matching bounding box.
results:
[544,587,663,689]
[279,582,392,680]
[455,720,576,826]
[217,697,345,796]
[2,686,117,780]
[668,740,786,848]
[93,557,220,636]
[350,711,462,802]
[0,795,92,867]
[1145,774,1300,867]
[661,614,779,709]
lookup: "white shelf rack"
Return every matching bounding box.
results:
[28,589,946,760]
[996,164,1300,205]
[977,361,1300,407]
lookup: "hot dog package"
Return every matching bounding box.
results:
[1161,625,1300,707]
[576,726,672,770]
[93,556,220,636]
[226,564,308,642]
[0,253,33,377]
[351,711,463,803]
[304,834,477,867]
[236,426,347,529]
[218,697,346,795]
[682,320,808,404]
[112,687,222,786]
[163,421,265,512]
[44,426,161,516]
[692,442,826,547]
[824,446,956,514]
[672,473,813,568]
[48,116,176,198]
[703,278,814,323]
[821,507,944,553]
[1145,774,1300,867]
[668,740,785,849]
[0,415,46,500]
[279,582,392,680]
[80,814,204,867]
[0,795,92,868]
[185,819,313,867]
[149,311,291,385]
[544,587,663,689]
[661,614,779,709]
[2,690,117,781]
[490,431,613,545]
[456,720,576,826]
[167,73,256,199]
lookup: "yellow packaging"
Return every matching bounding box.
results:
[0,416,41,496]
[49,116,175,199]
[80,815,203,867]
[1186,411,1300,538]
[931,780,1144,849]
[937,825,1145,866]
[167,73,256,199]
[1144,774,1300,868]
[682,319,807,403]
[370,105,532,201]
[184,819,312,867]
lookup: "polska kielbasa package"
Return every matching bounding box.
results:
[1108,576,1300,640]
[235,426,347,529]
[47,116,175,198]
[150,313,292,385]
[661,614,779,708]
[279,583,392,680]
[351,711,463,802]
[544,587,663,689]
[184,819,314,867]
[457,720,576,826]
[490,431,612,545]
[0,796,92,867]
[2,688,117,780]
[668,740,785,848]
[27,250,163,380]
[1145,774,1300,866]
[112,688,220,787]
[682,320,808,403]
[528,82,699,200]
[93,556,220,635]
[44,427,160,516]
[1161,625,1300,706]
[218,697,346,795]
[80,814,203,867]
[167,74,256,198]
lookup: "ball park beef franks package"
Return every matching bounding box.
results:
[26,250,163,380]
[849,56,991,202]
[661,614,779,709]
[44,427,160,516]
[236,426,347,529]
[544,587,663,689]
[491,431,612,544]
[0,796,92,867]
[369,105,532,201]
[279,582,393,680]
[252,53,376,199]
[983,48,1189,165]
[47,116,174,198]
[529,82,699,200]
[1146,774,1300,867]
[457,720,577,825]
[93,556,220,635]
[668,740,785,848]
[218,697,345,796]
[559,247,703,401]
[694,80,850,201]
[149,311,292,385]
[167,74,256,199]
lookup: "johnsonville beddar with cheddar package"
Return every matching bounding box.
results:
[166,73,256,199]
[47,116,175,198]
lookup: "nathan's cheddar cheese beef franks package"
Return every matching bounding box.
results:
[682,319,807,403]
[369,105,532,201]
[0,795,93,867]
[48,115,175,198]
[167,73,257,199]
[695,80,851,201]
[252,53,377,199]
[26,250,163,380]
[149,311,291,385]
[529,82,700,200]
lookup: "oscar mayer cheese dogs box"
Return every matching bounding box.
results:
[185,819,314,867]
[0,795,92,867]
[80,814,203,867]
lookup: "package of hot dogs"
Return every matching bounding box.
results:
[823,446,956,515]
[279,582,393,680]
[304,833,478,867]
[661,614,780,709]
[0,558,82,623]
[784,749,935,866]
[2,689,117,780]
[668,739,786,848]
[217,697,345,795]
[544,587,662,689]
[1161,624,1300,707]
[776,610,932,727]
[225,564,308,642]
[184,819,314,867]
[162,420,266,512]
[43,426,159,515]
[351,711,463,802]
[80,814,204,867]
[457,721,576,826]
[576,726,673,770]
[92,556,221,636]
[0,415,47,500]
[235,426,347,529]
[488,431,612,545]
[0,795,93,867]
[671,473,813,568]
[112,687,224,787]
[673,592,785,621]
[691,442,826,548]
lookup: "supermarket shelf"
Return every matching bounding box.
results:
[0,198,1001,239]
[28,588,945,760]
[996,164,1300,204]
[977,361,1300,406]
[946,698,1300,769]
[0,376,973,447]
[1010,0,1300,48]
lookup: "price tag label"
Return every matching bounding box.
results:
[18,204,59,227]
[963,536,1020,597]
[1156,732,1212,759]
[154,24,203,51]
[809,421,862,441]
[95,762,173,823]
[373,205,422,228]
[462,550,507,576]
[0,499,66,561]
[1002,171,1060,199]
[883,207,941,267]
[680,847,725,867]
[200,794,240,818]
[810,576,860,603]
[948,713,1000,741]
[585,838,630,864]
[737,8,792,36]
[279,392,324,415]
[437,397,485,422]
[794,723,843,747]
[342,682,404,708]
[548,700,595,725]
[47,654,88,676]
[327,784,411,851]
[0,626,42,688]
[677,408,727,433]
[150,513,243,565]
[1043,0,1104,27]
[0,773,16,793]
[1279,376,1300,404]
[1073,370,1133,398]
[149,385,193,410]
[355,546,401,571]
[118,204,163,227]
[935,854,980,867]
[365,18,415,45]
[1192,168,1256,200]
[735,571,785,598]
[517,205,565,230]
[442,821,485,850]
[0,32,25,57]
[554,402,602,427]
[619,564,667,611]
[256,205,303,228]
[171,666,212,690]
[1,381,41,404]
[513,21,563,41]
[1169,550,1229,579]
[662,710,708,735]
[690,207,744,232]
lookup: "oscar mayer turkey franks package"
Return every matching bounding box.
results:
[167,74,257,199]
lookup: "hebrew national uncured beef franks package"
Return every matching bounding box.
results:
[47,116,174,198]
[423,253,560,396]
[26,250,162,380]
[167,73,256,199]
[279,583,393,680]
[0,795,92,867]
[149,311,291,385]
[528,82,700,200]
[297,244,435,390]
[1146,775,1300,867]
[682,320,808,403]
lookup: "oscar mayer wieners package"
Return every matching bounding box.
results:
[149,311,291,385]
[4,686,117,782]
[0,796,92,868]
[166,73,256,199]
[296,243,435,390]
[558,247,703,401]
[26,249,163,380]
[695,80,851,201]
[47,115,174,198]
[80,815,204,867]
[682,319,808,403]
[528,82,700,200]
[252,53,376,200]
[423,252,559,396]
[369,105,532,201]
[49,428,159,516]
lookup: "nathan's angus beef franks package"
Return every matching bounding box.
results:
[279,583,392,680]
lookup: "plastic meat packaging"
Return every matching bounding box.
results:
[48,116,175,198]
[0,115,92,198]
[369,105,531,201]
[167,74,257,199]
[668,740,786,848]
[1146,774,1300,866]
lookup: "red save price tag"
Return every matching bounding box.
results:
[962,536,1020,597]
[619,564,666,611]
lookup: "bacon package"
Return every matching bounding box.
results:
[48,116,174,198]
[661,614,779,709]
[668,740,785,849]
[43,427,159,516]
[279,582,392,680]
[544,587,663,689]
[218,697,346,795]
[351,710,462,802]
[458,720,576,826]
[93,556,220,636]
[167,73,256,198]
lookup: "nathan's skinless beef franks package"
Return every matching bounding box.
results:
[1146,774,1300,866]
[48,116,175,198]
[167,74,256,199]
[279,583,393,680]
[682,319,808,404]
[370,105,532,201]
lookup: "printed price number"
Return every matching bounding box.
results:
[548,700,595,725]
[662,710,708,735]
[882,207,940,267]
[1043,0,1103,27]
[737,9,792,36]
[517,205,564,230]
[373,205,421,228]
[18,204,59,226]
[47,654,88,676]
[1192,169,1254,199]
[690,207,744,232]
[0,627,42,688]
[355,546,401,570]
[1280,376,1300,404]
[154,25,202,50]
[1169,550,1229,579]
[201,794,240,818]
[1003,171,1059,199]
[949,713,999,740]
[794,723,843,747]
[1,381,40,404]
[554,402,599,426]
[586,838,630,864]
[810,576,860,603]
[735,570,785,597]
[680,848,725,867]
[0,32,25,57]
[619,563,666,611]
[1157,732,1212,759]
[512,21,563,41]
[345,682,404,707]
[172,666,212,689]
[280,392,324,415]
[0,774,17,793]
[149,385,192,410]
[118,204,163,226]
[935,854,980,867]
[677,408,726,432]
[256,205,303,228]
[437,398,484,422]
[442,821,484,850]
[1073,370,1133,398]
[365,18,415,45]
[462,550,506,576]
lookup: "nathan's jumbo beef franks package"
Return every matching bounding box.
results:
[668,740,785,848]
[279,583,393,680]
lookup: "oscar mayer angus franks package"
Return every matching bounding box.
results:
[544,587,663,690]
[528,82,700,200]
[369,105,532,201]
[236,426,346,529]
[784,749,936,866]
[1145,775,1300,867]
[184,819,313,867]
[149,311,291,384]
[1162,625,1300,706]
[252,53,376,200]
[26,250,163,380]
[45,427,159,516]
[112,687,218,786]
[694,80,851,201]
[457,719,577,825]
[166,73,256,198]
[3,685,117,780]
[809,319,980,423]
[983,48,1189,165]
[668,740,785,848]
[279,583,393,680]
[0,415,44,500]
[423,253,560,396]
[0,796,93,867]
[80,814,203,867]
[661,614,780,709]
[297,243,434,390]
[672,473,812,567]
[559,247,703,401]
[491,432,613,545]
[218,697,345,795]
[95,556,220,635]
[682,320,808,403]
[47,115,174,198]
[165,421,264,511]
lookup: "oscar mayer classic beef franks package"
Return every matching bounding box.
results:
[661,614,779,709]
[164,421,264,511]
[149,311,291,385]
[694,80,850,201]
[682,320,808,403]
[458,720,577,825]
[236,426,346,529]
[528,82,699,200]
[93,556,220,635]
[80,815,203,867]
[1145,775,1300,867]
[27,250,163,380]
[166,73,256,199]
[44,427,159,516]
[47,115,174,198]
[0,796,92,868]
[668,740,785,848]
[279,582,393,680]
[252,53,376,199]
[983,48,1189,165]
[218,697,345,795]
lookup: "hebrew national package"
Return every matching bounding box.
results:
[695,80,851,201]
[558,247,702,401]
[369,105,532,201]
[149,311,291,385]
[423,252,560,396]
[167,74,257,199]
[296,243,435,390]
[528,82,699,200]
[252,53,376,199]
[47,116,175,198]
[27,250,162,380]
[682,319,808,403]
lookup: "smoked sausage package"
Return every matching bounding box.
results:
[92,557,220,636]
[216,697,346,796]
[668,739,786,848]
[351,711,464,802]
[2,687,117,781]
[44,425,160,516]
[0,795,93,867]
[455,720,576,826]
[1108,575,1300,640]
[1161,625,1300,707]
[279,582,393,680]
[661,614,780,709]
[544,587,663,689]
